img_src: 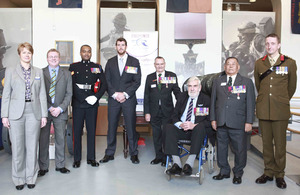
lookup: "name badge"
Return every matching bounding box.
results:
[221,82,227,86]
[91,68,101,74]
[160,77,176,84]
[125,66,138,74]
[275,66,288,75]
[151,84,156,88]
[35,76,40,80]
[194,107,209,116]
[228,85,246,94]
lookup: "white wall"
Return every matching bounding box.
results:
[158,0,223,85]
[32,0,98,69]
[281,1,300,97]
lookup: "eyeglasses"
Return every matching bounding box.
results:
[48,56,59,59]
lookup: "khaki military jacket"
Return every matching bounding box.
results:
[254,54,297,120]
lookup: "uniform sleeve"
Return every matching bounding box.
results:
[288,59,297,99]
[69,64,89,103]
[254,60,260,93]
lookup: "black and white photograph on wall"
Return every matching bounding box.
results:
[0,8,32,69]
[100,8,155,68]
[222,11,275,81]
[174,13,206,88]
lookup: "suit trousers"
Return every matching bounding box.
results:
[164,123,207,156]
[106,98,138,156]
[39,116,67,170]
[150,108,170,159]
[9,102,40,185]
[259,119,288,178]
[216,126,247,177]
[73,107,98,161]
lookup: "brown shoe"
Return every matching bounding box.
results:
[276,178,287,189]
[255,174,273,184]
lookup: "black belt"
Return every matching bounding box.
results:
[25,100,31,102]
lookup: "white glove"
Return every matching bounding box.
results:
[85,95,98,105]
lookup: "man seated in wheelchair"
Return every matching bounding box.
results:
[164,76,212,175]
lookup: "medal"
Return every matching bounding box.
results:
[237,93,240,100]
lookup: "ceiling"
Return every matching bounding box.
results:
[3,0,273,11]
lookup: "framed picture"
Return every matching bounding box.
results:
[55,40,74,66]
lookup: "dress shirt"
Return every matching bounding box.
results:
[268,53,280,66]
[174,96,198,129]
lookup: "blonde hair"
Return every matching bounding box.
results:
[17,42,34,55]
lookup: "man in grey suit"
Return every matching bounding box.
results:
[38,49,72,176]
[210,57,255,184]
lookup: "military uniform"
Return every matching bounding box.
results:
[254,54,297,178]
[69,60,107,162]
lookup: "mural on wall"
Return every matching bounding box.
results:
[0,8,32,69]
[222,11,275,80]
[100,8,155,68]
[174,13,206,88]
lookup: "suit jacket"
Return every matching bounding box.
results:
[43,66,72,120]
[254,54,297,120]
[105,54,141,102]
[210,73,255,130]
[69,61,107,108]
[1,65,48,120]
[144,71,181,117]
[171,91,211,129]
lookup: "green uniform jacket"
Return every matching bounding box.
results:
[254,54,297,120]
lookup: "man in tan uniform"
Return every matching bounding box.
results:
[254,33,297,189]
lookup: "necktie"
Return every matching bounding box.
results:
[270,58,275,66]
[186,98,194,121]
[158,73,162,91]
[227,76,232,86]
[49,69,56,101]
[119,57,124,76]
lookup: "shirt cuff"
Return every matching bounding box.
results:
[112,93,117,100]
[123,92,129,99]
[58,106,63,113]
[48,106,53,111]
[174,121,182,129]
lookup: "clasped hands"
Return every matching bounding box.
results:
[180,121,197,131]
[115,92,126,103]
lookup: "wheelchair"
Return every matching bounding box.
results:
[164,135,216,185]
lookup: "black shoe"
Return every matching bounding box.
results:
[130,155,140,164]
[72,161,81,168]
[255,174,273,184]
[166,163,182,175]
[87,160,100,167]
[161,160,166,167]
[233,176,242,184]
[27,184,35,189]
[16,185,24,190]
[99,155,114,163]
[38,169,48,177]
[276,178,287,189]
[150,158,162,165]
[55,167,70,174]
[182,164,193,176]
[212,173,230,180]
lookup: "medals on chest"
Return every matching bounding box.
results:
[228,85,246,100]
[275,66,288,75]
[194,107,209,116]
[125,66,138,74]
[160,77,176,88]
[91,67,101,74]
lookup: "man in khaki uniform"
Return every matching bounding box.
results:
[254,33,297,189]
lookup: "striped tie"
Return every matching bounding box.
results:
[49,69,56,100]
[186,98,194,121]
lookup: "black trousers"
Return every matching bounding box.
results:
[150,108,170,159]
[164,123,207,156]
[73,107,98,162]
[105,98,138,156]
[216,126,247,177]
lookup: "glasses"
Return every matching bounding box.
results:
[48,56,59,59]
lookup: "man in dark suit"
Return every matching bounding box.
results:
[69,45,107,168]
[100,38,141,164]
[38,49,72,176]
[165,77,211,176]
[144,56,181,166]
[210,57,255,184]
[254,34,297,189]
